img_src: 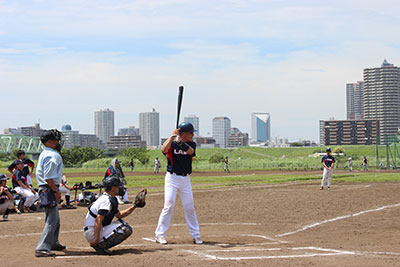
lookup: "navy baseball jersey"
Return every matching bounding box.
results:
[164,141,196,175]
[321,155,335,168]
[0,185,12,204]
[8,158,34,177]
[12,169,27,188]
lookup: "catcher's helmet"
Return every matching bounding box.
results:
[102,175,121,188]
[326,147,331,152]
[41,129,63,144]
[178,122,197,133]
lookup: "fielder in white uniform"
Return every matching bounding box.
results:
[155,122,203,245]
[320,147,335,190]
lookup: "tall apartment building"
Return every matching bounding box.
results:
[364,60,400,144]
[139,108,160,147]
[184,115,199,135]
[212,117,231,148]
[251,113,271,142]
[319,119,379,145]
[94,108,114,143]
[346,81,364,120]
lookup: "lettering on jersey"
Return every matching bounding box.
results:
[174,149,188,155]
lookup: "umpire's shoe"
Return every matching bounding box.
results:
[52,244,66,251]
[35,250,56,257]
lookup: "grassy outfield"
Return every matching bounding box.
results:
[1,169,397,193]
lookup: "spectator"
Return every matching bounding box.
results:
[8,150,35,186]
[0,174,14,221]
[12,160,39,212]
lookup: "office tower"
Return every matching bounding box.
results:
[346,81,364,120]
[212,117,231,148]
[364,60,400,144]
[251,113,271,142]
[94,108,114,143]
[184,115,199,135]
[139,108,160,147]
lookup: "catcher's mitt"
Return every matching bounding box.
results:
[134,189,147,208]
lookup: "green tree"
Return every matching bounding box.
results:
[209,152,224,163]
[61,146,105,167]
[118,148,150,164]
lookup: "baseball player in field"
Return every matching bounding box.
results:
[155,122,203,245]
[154,157,160,174]
[83,175,146,255]
[320,147,335,190]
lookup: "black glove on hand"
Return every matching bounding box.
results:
[177,140,190,152]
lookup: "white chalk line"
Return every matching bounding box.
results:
[0,222,258,239]
[241,234,289,244]
[183,246,356,260]
[276,202,400,237]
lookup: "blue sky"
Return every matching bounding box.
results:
[1,0,400,141]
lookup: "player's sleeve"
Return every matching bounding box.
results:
[163,145,173,156]
[27,159,34,167]
[8,161,16,172]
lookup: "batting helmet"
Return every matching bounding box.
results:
[326,147,331,152]
[178,122,197,133]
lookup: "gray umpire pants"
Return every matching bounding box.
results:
[35,205,61,252]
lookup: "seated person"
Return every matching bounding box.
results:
[12,160,39,212]
[0,174,14,221]
[59,175,75,209]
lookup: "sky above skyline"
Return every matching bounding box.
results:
[1,0,400,141]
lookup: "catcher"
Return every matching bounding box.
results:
[83,175,147,255]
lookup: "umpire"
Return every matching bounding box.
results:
[35,129,66,257]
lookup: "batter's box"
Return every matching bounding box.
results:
[183,246,356,260]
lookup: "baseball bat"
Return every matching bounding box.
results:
[176,85,184,128]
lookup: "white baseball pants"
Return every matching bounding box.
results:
[58,186,70,196]
[14,186,39,207]
[155,172,201,239]
[321,168,333,187]
[84,221,124,243]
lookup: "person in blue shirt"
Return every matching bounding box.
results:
[320,147,335,190]
[35,129,66,257]
[155,122,202,245]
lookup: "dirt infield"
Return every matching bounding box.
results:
[2,179,400,266]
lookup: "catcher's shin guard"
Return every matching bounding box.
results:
[95,221,133,250]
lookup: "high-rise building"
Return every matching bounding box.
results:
[346,81,364,120]
[94,108,115,143]
[184,115,199,135]
[251,113,271,142]
[139,108,160,147]
[212,117,231,148]
[320,119,379,145]
[363,60,400,144]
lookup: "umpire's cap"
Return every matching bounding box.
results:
[40,129,63,144]
[102,175,121,188]
[326,147,332,152]
[0,174,9,181]
[178,122,197,133]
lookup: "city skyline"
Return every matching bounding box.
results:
[1,1,400,141]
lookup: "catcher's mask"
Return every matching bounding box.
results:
[41,129,64,152]
[103,175,124,196]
